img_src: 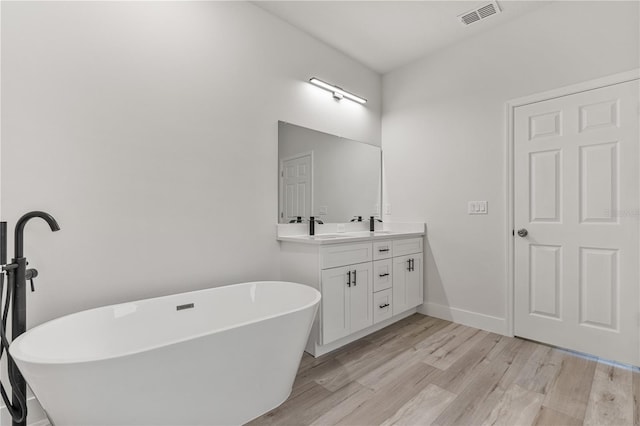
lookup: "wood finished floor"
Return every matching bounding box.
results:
[249,314,640,426]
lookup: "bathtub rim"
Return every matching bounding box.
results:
[10,280,320,366]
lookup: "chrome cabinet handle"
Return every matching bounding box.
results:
[379,303,390,309]
[347,270,351,287]
[379,273,389,277]
[353,270,357,286]
[378,248,390,252]
[517,229,528,238]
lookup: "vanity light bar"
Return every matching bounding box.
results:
[309,77,367,105]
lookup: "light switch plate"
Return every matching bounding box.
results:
[384,204,392,215]
[468,201,488,215]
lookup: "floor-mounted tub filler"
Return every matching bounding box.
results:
[10,281,320,425]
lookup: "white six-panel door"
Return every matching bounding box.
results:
[281,153,312,222]
[514,79,640,365]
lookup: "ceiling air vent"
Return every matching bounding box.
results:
[458,1,501,26]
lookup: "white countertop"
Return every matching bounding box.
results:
[276,222,426,245]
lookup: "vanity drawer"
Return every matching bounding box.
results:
[320,243,373,269]
[373,259,392,292]
[373,240,393,260]
[393,238,423,257]
[373,289,393,324]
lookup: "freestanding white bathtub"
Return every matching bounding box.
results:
[10,281,320,426]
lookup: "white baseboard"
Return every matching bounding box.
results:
[0,396,49,426]
[418,302,508,335]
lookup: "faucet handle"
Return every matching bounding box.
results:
[26,268,38,292]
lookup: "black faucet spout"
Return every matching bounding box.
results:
[14,211,60,258]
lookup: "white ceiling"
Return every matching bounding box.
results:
[254,1,552,74]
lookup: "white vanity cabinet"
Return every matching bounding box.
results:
[392,238,423,315]
[319,241,375,344]
[278,227,425,357]
[321,262,373,343]
[392,254,423,315]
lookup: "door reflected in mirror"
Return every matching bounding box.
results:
[278,121,382,224]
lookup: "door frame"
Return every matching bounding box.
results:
[279,151,314,223]
[504,69,640,338]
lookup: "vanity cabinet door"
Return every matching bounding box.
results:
[348,262,374,334]
[392,254,423,315]
[321,266,351,344]
[407,256,423,308]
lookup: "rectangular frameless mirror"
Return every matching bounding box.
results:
[278,121,382,224]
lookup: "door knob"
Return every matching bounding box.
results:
[517,228,528,237]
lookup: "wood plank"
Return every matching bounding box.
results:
[252,315,636,426]
[468,339,538,425]
[634,370,640,426]
[533,406,582,426]
[494,339,538,389]
[481,384,544,426]
[317,336,408,392]
[583,362,633,426]
[432,338,526,426]
[356,347,425,391]
[298,337,371,374]
[336,361,438,425]
[249,381,365,426]
[430,333,507,394]
[365,315,448,351]
[380,384,456,426]
[515,344,564,395]
[416,323,489,370]
[309,385,374,426]
[293,339,375,394]
[542,352,597,420]
[363,313,428,345]
[248,380,331,425]
[316,352,402,392]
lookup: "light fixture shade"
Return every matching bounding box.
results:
[309,77,367,104]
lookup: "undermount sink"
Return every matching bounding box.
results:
[310,234,345,240]
[295,231,398,241]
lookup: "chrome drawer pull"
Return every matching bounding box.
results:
[378,248,390,252]
[378,273,389,277]
[379,303,390,309]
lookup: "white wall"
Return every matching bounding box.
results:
[1,1,381,326]
[1,3,380,419]
[382,1,640,333]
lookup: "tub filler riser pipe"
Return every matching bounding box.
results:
[11,257,27,426]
